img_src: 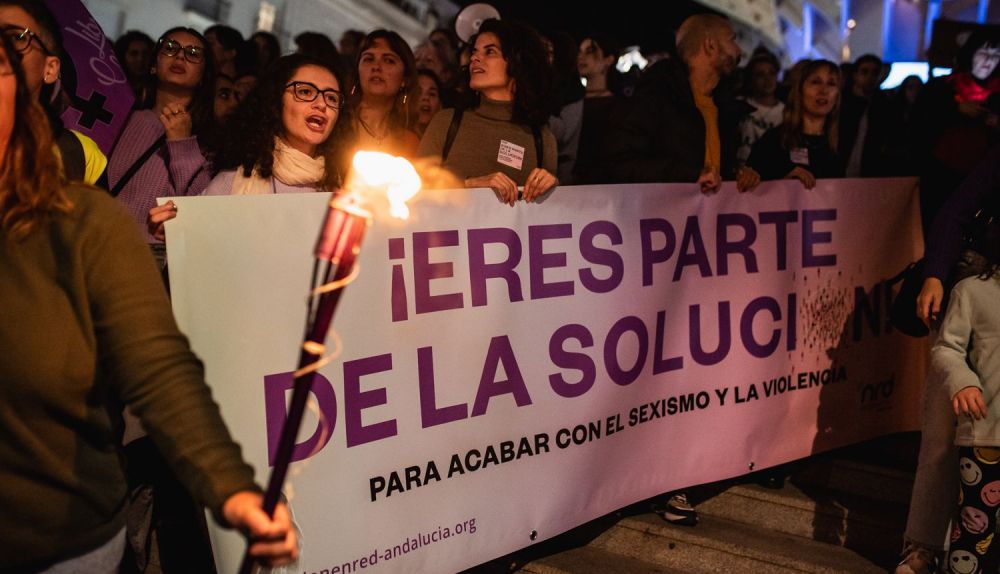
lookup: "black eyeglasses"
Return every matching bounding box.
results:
[285,81,343,109]
[2,26,51,55]
[158,38,205,64]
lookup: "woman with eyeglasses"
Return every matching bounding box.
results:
[109,26,216,257]
[339,30,420,162]
[148,54,346,237]
[205,53,344,195]
[0,0,108,186]
[110,31,219,571]
[0,33,297,573]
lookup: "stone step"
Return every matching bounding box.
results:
[694,481,905,564]
[519,545,687,574]
[591,512,886,573]
[791,456,915,506]
[469,436,918,573]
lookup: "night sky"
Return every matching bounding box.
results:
[452,0,709,53]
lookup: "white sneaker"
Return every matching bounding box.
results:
[662,493,698,526]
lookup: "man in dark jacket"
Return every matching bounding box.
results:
[839,54,893,177]
[602,13,750,528]
[603,12,751,192]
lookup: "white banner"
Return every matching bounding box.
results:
[166,179,926,574]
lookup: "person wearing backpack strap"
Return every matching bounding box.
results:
[108,27,216,250]
[416,19,557,205]
[0,0,108,186]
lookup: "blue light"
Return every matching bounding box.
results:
[880,61,928,89]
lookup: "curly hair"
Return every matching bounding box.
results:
[0,34,71,239]
[212,53,345,188]
[470,19,552,127]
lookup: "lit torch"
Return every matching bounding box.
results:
[238,151,420,574]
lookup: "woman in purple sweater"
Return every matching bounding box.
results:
[148,54,347,237]
[109,27,216,250]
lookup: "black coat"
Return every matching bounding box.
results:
[838,91,893,177]
[747,127,844,181]
[602,59,747,184]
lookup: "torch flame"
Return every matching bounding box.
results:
[349,151,422,219]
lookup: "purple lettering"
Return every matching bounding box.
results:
[264,372,336,466]
[604,316,649,386]
[468,227,523,307]
[716,213,759,275]
[803,209,837,267]
[639,218,676,286]
[471,336,533,416]
[418,346,469,427]
[389,238,408,322]
[787,293,797,350]
[653,310,683,374]
[413,230,464,314]
[759,211,798,271]
[344,354,397,447]
[548,324,596,398]
[579,221,624,294]
[673,216,712,281]
[690,302,731,365]
[739,296,782,358]
[529,224,575,299]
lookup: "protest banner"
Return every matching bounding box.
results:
[166,179,926,573]
[44,0,134,155]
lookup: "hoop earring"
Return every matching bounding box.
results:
[350,84,357,96]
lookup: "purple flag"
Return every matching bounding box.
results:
[43,0,134,155]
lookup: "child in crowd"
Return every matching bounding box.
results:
[933,254,1000,574]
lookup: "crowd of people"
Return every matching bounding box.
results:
[5,0,1000,571]
[103,13,1000,234]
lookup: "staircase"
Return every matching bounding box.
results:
[466,433,920,573]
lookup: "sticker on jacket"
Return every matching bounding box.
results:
[790,148,809,166]
[498,140,526,170]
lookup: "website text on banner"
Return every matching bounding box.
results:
[165,179,927,574]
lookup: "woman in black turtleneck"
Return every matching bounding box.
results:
[747,59,845,189]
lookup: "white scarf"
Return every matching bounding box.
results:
[231,137,326,195]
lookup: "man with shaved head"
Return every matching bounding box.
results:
[604,12,756,193]
[603,12,754,527]
[676,13,741,74]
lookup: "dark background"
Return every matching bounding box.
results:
[452,0,709,53]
